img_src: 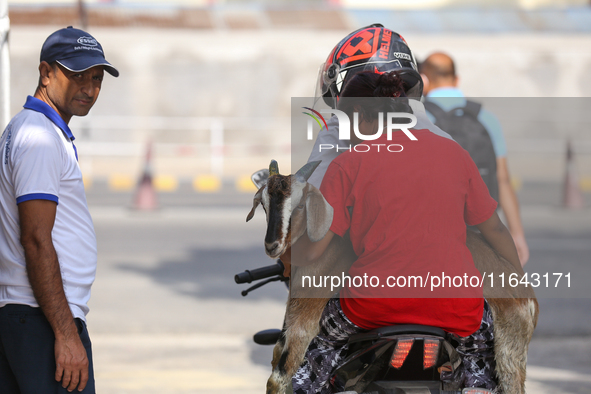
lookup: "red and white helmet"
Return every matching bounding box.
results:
[316,24,423,107]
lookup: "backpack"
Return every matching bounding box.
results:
[424,100,499,203]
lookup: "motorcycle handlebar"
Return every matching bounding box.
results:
[234,260,285,284]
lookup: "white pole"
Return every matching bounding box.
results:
[210,118,224,177]
[0,0,9,129]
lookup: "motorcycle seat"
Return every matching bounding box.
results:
[348,324,447,344]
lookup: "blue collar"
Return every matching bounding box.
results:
[427,87,465,98]
[23,96,75,141]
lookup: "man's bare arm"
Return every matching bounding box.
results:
[19,200,89,392]
[497,157,530,266]
[475,211,524,275]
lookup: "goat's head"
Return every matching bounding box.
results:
[246,160,333,259]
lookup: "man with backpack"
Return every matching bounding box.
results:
[420,52,529,266]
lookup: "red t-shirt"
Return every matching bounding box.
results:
[319,130,497,337]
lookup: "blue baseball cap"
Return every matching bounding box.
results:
[40,26,119,77]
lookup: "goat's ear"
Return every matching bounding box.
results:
[251,169,269,189]
[246,187,264,222]
[305,185,333,242]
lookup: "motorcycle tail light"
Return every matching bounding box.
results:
[390,338,414,369]
[423,338,440,369]
[462,389,495,394]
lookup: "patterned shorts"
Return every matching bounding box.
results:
[441,300,499,392]
[291,298,498,394]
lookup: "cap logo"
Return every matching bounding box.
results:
[77,37,98,47]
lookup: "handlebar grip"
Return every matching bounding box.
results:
[235,261,284,284]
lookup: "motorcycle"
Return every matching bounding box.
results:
[235,261,494,394]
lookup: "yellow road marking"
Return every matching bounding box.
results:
[154,175,179,192]
[83,175,93,189]
[511,176,522,191]
[193,175,221,192]
[108,174,134,191]
[236,175,257,193]
[580,177,591,192]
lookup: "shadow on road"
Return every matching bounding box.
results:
[115,246,288,301]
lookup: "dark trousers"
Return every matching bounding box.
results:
[0,304,96,394]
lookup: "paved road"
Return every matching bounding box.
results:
[86,183,591,393]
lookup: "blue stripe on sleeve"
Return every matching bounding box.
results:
[16,193,59,205]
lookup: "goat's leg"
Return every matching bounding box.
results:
[267,297,329,394]
[468,231,539,394]
[271,334,286,370]
[488,298,538,394]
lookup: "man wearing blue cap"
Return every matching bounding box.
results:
[0,27,118,393]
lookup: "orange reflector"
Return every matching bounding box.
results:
[462,389,495,394]
[390,338,414,369]
[423,338,440,369]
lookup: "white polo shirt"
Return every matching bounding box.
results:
[0,96,97,321]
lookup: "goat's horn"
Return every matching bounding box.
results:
[269,160,279,176]
[295,161,321,182]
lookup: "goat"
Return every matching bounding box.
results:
[247,160,356,393]
[247,160,539,394]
